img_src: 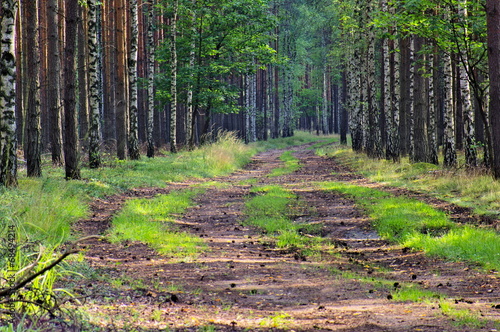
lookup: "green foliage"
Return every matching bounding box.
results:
[109,190,206,258]
[156,0,277,116]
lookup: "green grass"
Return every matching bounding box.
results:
[109,189,206,258]
[244,185,324,249]
[324,145,500,218]
[268,151,301,177]
[320,181,500,271]
[250,131,336,151]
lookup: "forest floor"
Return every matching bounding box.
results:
[70,142,500,331]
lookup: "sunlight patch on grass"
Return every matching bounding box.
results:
[109,190,205,257]
[324,146,500,218]
[320,181,500,271]
[244,185,323,249]
[405,227,500,271]
[268,151,301,177]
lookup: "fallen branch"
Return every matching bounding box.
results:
[0,235,104,298]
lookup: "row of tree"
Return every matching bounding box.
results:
[3,0,500,187]
[334,0,500,179]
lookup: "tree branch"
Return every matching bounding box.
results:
[0,236,104,298]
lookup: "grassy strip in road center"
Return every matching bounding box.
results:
[267,151,301,177]
[244,185,325,251]
[109,189,206,259]
[319,181,500,272]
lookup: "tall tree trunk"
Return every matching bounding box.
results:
[63,0,81,180]
[186,1,196,149]
[78,6,89,151]
[47,0,63,165]
[115,0,128,160]
[459,0,477,168]
[88,0,101,168]
[428,44,438,165]
[146,1,155,157]
[340,69,348,145]
[487,0,500,178]
[443,49,457,167]
[412,36,430,163]
[170,0,178,153]
[23,0,42,177]
[128,0,140,159]
[408,36,416,161]
[0,0,18,187]
[349,48,363,152]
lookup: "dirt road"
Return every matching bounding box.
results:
[73,143,500,331]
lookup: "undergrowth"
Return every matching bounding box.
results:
[244,185,325,251]
[109,189,206,258]
[325,146,500,218]
[320,181,500,271]
[267,151,301,177]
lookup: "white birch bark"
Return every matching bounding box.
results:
[443,49,457,167]
[408,36,416,162]
[459,0,477,168]
[186,1,196,148]
[0,0,18,186]
[428,47,438,165]
[146,1,155,158]
[128,0,140,159]
[170,0,178,153]
[88,0,102,167]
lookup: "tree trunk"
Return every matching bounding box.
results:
[170,0,178,153]
[487,0,500,178]
[23,0,42,177]
[88,0,102,168]
[349,49,363,152]
[459,0,477,168]
[128,0,140,159]
[146,1,155,157]
[0,0,19,187]
[408,36,416,161]
[186,0,196,149]
[63,0,81,180]
[443,48,457,167]
[115,0,128,160]
[340,69,348,145]
[428,44,438,165]
[78,6,89,151]
[47,0,63,165]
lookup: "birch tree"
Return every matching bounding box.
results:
[0,0,18,187]
[458,0,477,168]
[170,0,178,153]
[442,48,457,167]
[146,1,155,158]
[88,0,102,168]
[128,0,140,160]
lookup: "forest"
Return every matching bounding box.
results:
[1,0,500,331]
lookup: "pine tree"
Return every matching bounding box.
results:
[63,0,81,180]
[23,0,42,177]
[486,0,500,178]
[47,0,63,165]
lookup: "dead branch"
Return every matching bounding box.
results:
[0,235,104,298]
